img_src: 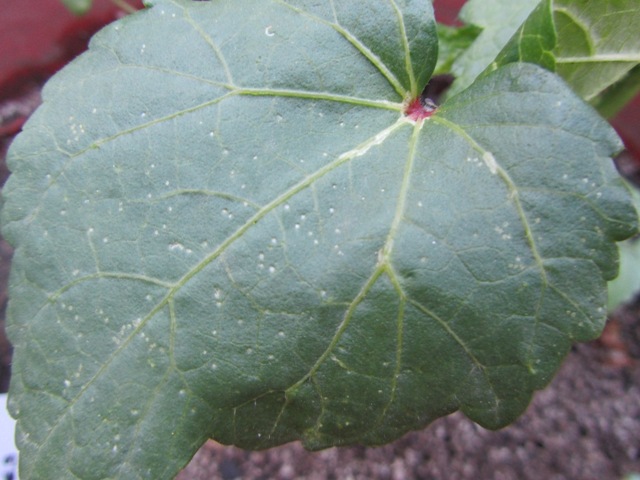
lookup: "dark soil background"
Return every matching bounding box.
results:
[1,1,640,479]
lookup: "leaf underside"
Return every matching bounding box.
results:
[1,0,637,479]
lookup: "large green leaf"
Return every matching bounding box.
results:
[553,0,640,104]
[1,0,637,478]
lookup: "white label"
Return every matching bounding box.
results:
[0,394,17,480]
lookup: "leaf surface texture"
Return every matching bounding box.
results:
[1,1,637,478]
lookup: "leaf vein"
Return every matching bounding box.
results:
[183,6,235,85]
[389,0,417,96]
[274,0,407,98]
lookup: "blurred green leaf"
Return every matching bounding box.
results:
[608,182,640,311]
[446,0,540,97]
[434,23,482,75]
[591,65,640,119]
[489,0,556,74]
[553,0,640,105]
[61,0,93,15]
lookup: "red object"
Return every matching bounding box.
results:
[433,0,466,25]
[612,98,640,163]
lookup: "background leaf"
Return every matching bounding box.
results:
[434,23,482,76]
[445,0,540,97]
[61,0,93,15]
[608,182,640,311]
[1,0,637,479]
[592,64,640,119]
[553,0,640,109]
[490,0,556,73]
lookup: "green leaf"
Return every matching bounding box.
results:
[490,0,556,73]
[434,23,482,75]
[61,0,93,15]
[1,1,637,479]
[553,0,640,103]
[608,182,640,311]
[591,64,640,119]
[446,0,540,97]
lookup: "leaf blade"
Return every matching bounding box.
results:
[553,0,640,103]
[1,1,637,479]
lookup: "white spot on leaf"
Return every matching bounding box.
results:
[482,151,498,175]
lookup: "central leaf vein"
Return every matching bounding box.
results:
[278,120,422,432]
